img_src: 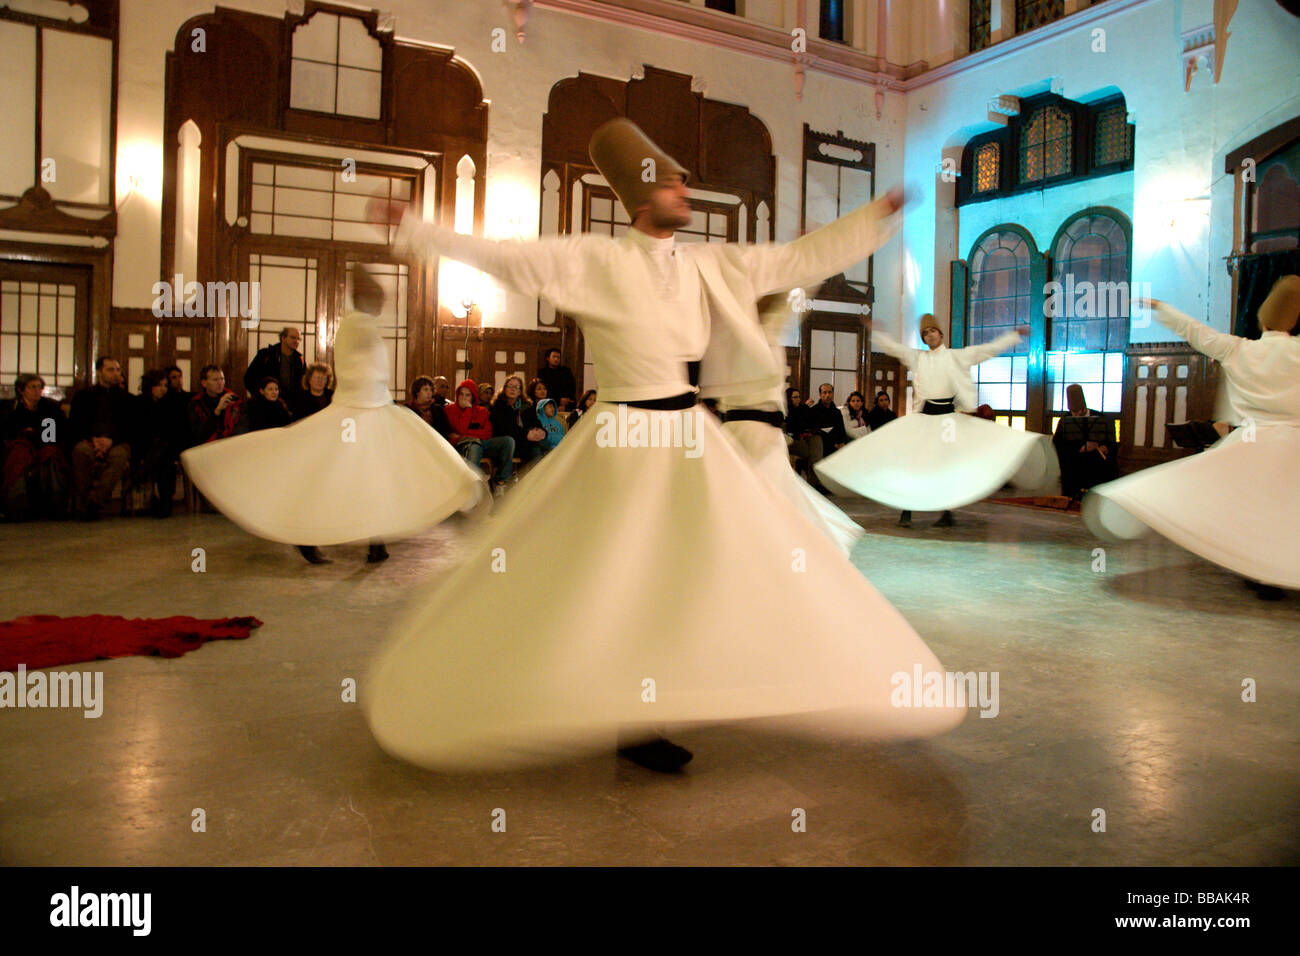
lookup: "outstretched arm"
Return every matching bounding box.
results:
[867,324,920,369]
[392,214,580,300]
[955,328,1026,368]
[1141,299,1241,364]
[738,189,904,297]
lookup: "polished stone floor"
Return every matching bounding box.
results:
[1,499,1296,866]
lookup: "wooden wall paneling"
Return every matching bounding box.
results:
[1119,343,1218,475]
[868,352,904,416]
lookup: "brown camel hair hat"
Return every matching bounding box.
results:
[1257,274,1300,334]
[588,118,690,221]
[919,313,942,335]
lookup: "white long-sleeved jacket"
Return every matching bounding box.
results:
[395,197,900,404]
[1152,302,1300,427]
[871,329,1022,413]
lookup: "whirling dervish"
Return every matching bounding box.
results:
[716,288,866,556]
[815,313,1058,527]
[181,264,488,564]
[1083,279,1300,599]
[362,118,965,774]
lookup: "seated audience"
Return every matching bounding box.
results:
[841,390,869,440]
[489,376,544,464]
[164,364,191,398]
[1053,383,1118,500]
[430,375,451,406]
[134,369,190,517]
[866,390,897,430]
[2,373,69,520]
[69,356,134,521]
[807,383,850,455]
[405,375,452,442]
[292,363,334,420]
[245,377,294,431]
[244,326,306,410]
[189,364,242,446]
[478,381,495,406]
[446,379,514,495]
[534,398,566,455]
[567,389,598,429]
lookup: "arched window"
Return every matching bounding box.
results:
[1019,105,1072,184]
[968,228,1033,427]
[1047,209,1131,425]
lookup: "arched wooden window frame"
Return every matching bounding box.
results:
[1046,205,1133,352]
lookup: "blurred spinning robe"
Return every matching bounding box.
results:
[717,291,865,556]
[364,119,963,771]
[815,326,1058,510]
[181,311,486,545]
[1083,299,1300,589]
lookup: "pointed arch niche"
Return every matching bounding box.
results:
[539,65,776,384]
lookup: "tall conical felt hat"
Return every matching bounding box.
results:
[1257,274,1300,333]
[588,118,689,219]
[919,313,942,334]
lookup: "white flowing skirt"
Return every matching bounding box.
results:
[181,402,486,545]
[1082,425,1300,588]
[364,402,964,771]
[814,412,1059,511]
[723,418,864,556]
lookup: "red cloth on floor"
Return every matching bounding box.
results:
[0,615,263,671]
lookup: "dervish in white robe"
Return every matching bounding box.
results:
[1083,290,1300,592]
[815,320,1058,514]
[363,119,965,771]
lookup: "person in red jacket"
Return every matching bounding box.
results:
[445,379,515,495]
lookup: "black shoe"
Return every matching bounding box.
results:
[617,737,693,773]
[366,544,389,563]
[1255,584,1285,601]
[934,511,954,527]
[898,510,912,528]
[297,545,330,565]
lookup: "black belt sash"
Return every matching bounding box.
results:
[723,409,784,428]
[621,361,701,411]
[921,397,956,415]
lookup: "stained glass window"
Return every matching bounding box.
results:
[1093,105,1133,167]
[969,0,992,53]
[1016,0,1065,33]
[974,143,1000,194]
[1020,106,1071,184]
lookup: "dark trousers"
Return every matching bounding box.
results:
[72,440,131,511]
[3,439,69,518]
[139,439,178,512]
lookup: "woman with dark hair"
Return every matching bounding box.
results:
[133,369,190,517]
[405,375,452,442]
[525,378,548,404]
[566,388,598,429]
[2,373,70,519]
[245,377,294,431]
[490,375,544,465]
[841,390,869,440]
[292,363,334,420]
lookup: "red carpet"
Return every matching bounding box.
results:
[0,615,263,671]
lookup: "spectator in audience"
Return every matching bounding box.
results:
[133,369,190,517]
[489,375,544,465]
[430,375,451,406]
[292,363,333,420]
[784,386,833,493]
[478,381,495,406]
[567,388,598,429]
[534,397,566,455]
[866,390,897,430]
[164,364,191,397]
[246,377,294,431]
[189,364,242,446]
[2,373,69,520]
[526,377,548,406]
[446,378,514,496]
[405,375,452,442]
[245,326,306,408]
[537,347,577,412]
[842,390,869,440]
[69,356,134,521]
[808,383,850,456]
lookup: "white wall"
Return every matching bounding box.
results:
[900,0,1300,346]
